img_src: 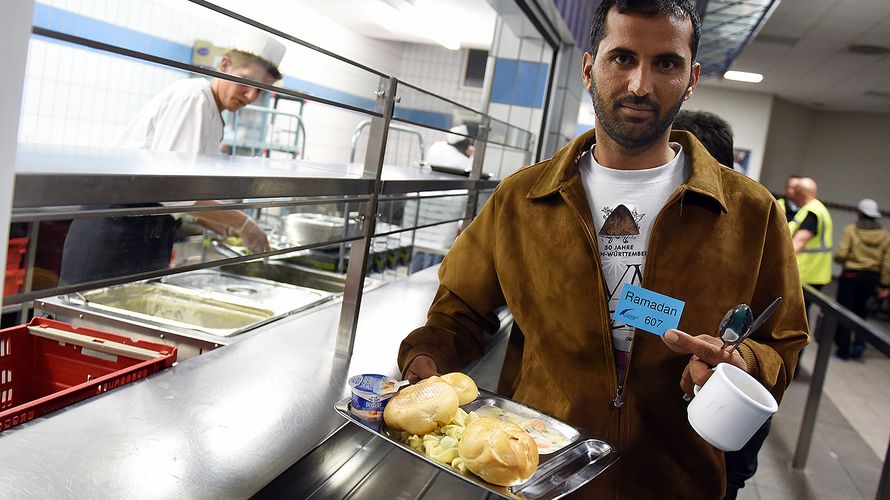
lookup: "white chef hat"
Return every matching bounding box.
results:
[233,31,286,68]
[857,198,881,218]
[446,124,470,145]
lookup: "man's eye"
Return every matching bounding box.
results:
[614,54,631,64]
[658,60,679,71]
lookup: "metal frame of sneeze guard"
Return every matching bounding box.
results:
[14,1,537,360]
[336,76,397,356]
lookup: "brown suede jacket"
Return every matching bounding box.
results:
[398,129,810,499]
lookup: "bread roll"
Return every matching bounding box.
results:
[458,417,539,486]
[384,377,460,435]
[441,372,479,405]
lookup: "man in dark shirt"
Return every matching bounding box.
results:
[779,175,802,222]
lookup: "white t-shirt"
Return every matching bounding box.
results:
[426,141,472,169]
[117,78,224,156]
[579,143,688,383]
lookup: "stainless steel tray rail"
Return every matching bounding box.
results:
[335,388,620,499]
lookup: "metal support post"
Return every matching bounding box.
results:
[793,312,837,469]
[877,439,890,500]
[464,116,490,221]
[18,222,40,323]
[336,76,397,355]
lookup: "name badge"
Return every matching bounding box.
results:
[613,283,685,336]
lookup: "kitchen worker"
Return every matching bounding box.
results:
[426,124,474,170]
[60,33,284,284]
[397,1,809,498]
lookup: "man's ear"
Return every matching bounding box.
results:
[684,62,701,101]
[218,55,232,73]
[581,52,594,92]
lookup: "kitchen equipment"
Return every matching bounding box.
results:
[283,213,356,245]
[335,388,620,500]
[159,270,330,317]
[66,271,332,338]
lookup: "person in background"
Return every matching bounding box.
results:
[788,177,833,292]
[425,124,474,170]
[673,109,773,500]
[397,1,809,497]
[672,110,734,168]
[833,198,890,360]
[60,33,284,284]
[777,175,802,222]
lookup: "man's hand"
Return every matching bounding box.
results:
[661,329,748,398]
[240,219,271,253]
[404,355,439,383]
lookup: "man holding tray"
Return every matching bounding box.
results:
[398,1,809,498]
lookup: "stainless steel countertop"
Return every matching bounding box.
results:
[0,266,510,499]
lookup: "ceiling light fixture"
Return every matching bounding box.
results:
[724,71,763,83]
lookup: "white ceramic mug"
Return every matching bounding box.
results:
[687,362,778,452]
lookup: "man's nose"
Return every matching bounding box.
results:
[243,86,260,104]
[628,65,653,97]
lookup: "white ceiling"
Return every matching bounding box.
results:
[704,0,890,112]
[294,0,890,113]
[291,0,497,50]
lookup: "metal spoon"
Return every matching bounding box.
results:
[718,304,753,349]
[726,297,783,354]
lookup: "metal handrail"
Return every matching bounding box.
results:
[794,284,890,499]
[349,119,425,163]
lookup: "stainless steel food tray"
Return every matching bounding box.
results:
[69,272,332,337]
[159,270,331,315]
[334,388,619,500]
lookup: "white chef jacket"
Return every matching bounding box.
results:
[426,141,472,170]
[117,78,224,156]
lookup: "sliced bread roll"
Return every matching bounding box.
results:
[383,377,460,435]
[458,417,539,486]
[441,372,479,405]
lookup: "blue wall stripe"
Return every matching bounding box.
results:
[490,58,549,109]
[31,4,451,127]
[281,76,376,112]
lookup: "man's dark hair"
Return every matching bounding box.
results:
[673,110,734,167]
[589,0,701,62]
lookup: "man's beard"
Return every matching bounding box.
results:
[590,81,684,150]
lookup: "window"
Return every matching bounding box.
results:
[463,49,488,88]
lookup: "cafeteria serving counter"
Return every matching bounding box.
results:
[0,265,513,499]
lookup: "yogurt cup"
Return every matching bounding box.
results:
[348,374,398,424]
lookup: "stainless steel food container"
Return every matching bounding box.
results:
[73,274,331,338]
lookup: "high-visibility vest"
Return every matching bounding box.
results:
[789,199,833,285]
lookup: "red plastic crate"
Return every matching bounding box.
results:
[0,318,177,431]
[6,237,28,270]
[3,268,25,296]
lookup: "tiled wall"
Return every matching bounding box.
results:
[483,18,552,179]
[352,43,485,168]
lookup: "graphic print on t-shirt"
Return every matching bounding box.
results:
[598,204,646,362]
[579,143,687,384]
